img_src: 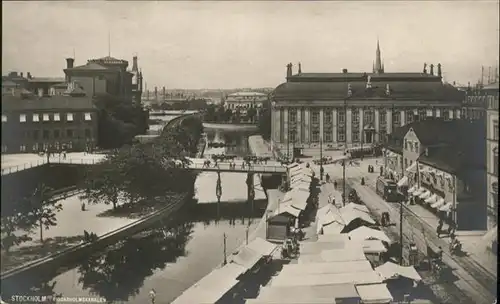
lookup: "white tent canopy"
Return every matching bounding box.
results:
[339,207,376,225]
[171,263,245,304]
[320,247,367,262]
[270,271,383,287]
[431,197,445,209]
[361,239,388,254]
[355,283,394,304]
[419,190,431,200]
[413,187,425,196]
[408,186,417,194]
[375,261,422,282]
[272,201,301,218]
[439,202,453,212]
[256,284,360,303]
[397,176,408,187]
[424,194,438,204]
[320,222,345,235]
[348,226,392,244]
[343,203,370,214]
[279,260,373,275]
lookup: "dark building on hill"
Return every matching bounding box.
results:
[270,40,465,155]
[383,119,487,230]
[1,88,98,154]
[63,55,143,103]
[2,71,66,96]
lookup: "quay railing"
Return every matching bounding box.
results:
[185,162,286,173]
[1,157,104,176]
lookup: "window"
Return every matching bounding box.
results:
[67,129,73,137]
[410,160,413,166]
[352,109,359,124]
[43,143,49,151]
[364,110,374,125]
[54,113,61,121]
[409,142,413,152]
[493,120,499,141]
[311,130,320,143]
[43,130,49,139]
[338,127,345,142]
[443,109,450,120]
[418,109,426,121]
[42,113,50,121]
[379,110,387,124]
[338,110,346,124]
[324,110,333,124]
[67,141,73,149]
[2,145,7,153]
[2,115,7,122]
[33,114,40,122]
[393,111,401,126]
[20,145,26,152]
[289,109,297,123]
[324,130,332,142]
[352,131,359,142]
[20,114,27,123]
[32,143,38,151]
[66,113,74,122]
[415,142,419,153]
[54,130,60,138]
[54,142,60,150]
[311,111,320,124]
[33,130,39,140]
[494,150,498,176]
[426,109,433,117]
[289,128,296,142]
[405,158,408,168]
[405,139,408,150]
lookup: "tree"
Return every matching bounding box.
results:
[258,106,271,140]
[26,183,62,243]
[1,213,33,254]
[247,107,257,123]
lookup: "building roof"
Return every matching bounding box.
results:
[51,83,69,88]
[387,119,485,174]
[1,95,95,112]
[27,77,65,83]
[483,82,499,90]
[88,56,128,65]
[67,62,109,71]
[273,77,464,101]
[2,80,19,87]
[228,91,267,97]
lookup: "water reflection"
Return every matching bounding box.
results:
[204,129,254,156]
[77,220,194,303]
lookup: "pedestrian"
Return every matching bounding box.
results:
[447,221,455,235]
[334,180,338,189]
[149,289,156,304]
[437,219,443,237]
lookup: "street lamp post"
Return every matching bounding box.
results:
[343,84,351,207]
[320,136,323,180]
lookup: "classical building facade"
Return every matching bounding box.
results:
[484,83,499,231]
[1,89,98,153]
[384,119,487,230]
[63,55,143,103]
[270,41,464,153]
[224,91,267,120]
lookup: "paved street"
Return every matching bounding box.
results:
[312,157,497,304]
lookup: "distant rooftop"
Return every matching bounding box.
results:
[28,77,65,83]
[228,91,267,97]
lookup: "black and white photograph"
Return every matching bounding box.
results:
[1,1,498,303]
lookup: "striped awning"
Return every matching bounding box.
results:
[413,188,425,196]
[424,194,438,204]
[419,190,431,200]
[439,202,453,212]
[431,198,445,209]
[408,186,417,194]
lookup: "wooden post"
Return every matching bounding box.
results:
[223,233,227,265]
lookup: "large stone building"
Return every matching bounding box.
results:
[1,88,98,153]
[384,119,487,230]
[483,82,499,231]
[224,91,267,120]
[63,55,143,103]
[270,41,465,154]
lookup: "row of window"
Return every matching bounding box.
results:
[1,112,93,123]
[404,140,420,153]
[2,140,94,153]
[24,128,93,140]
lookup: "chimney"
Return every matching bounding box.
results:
[423,63,427,74]
[430,64,434,76]
[132,56,138,71]
[162,86,166,99]
[27,72,32,79]
[286,63,293,79]
[20,72,24,78]
[437,63,442,77]
[342,69,348,73]
[38,88,43,97]
[298,62,302,74]
[154,87,158,99]
[66,58,74,69]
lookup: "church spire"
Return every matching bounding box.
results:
[374,38,383,74]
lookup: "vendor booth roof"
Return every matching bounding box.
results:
[355,283,394,304]
[299,241,349,255]
[343,203,370,214]
[318,208,345,227]
[245,299,334,304]
[321,222,345,235]
[286,163,299,169]
[318,233,351,243]
[406,162,417,172]
[270,270,383,287]
[375,261,422,282]
[247,237,278,257]
[292,182,311,192]
[171,263,245,304]
[361,239,388,254]
[267,214,290,224]
[256,284,359,303]
[348,226,392,244]
[320,247,367,262]
[439,202,453,212]
[408,186,417,193]
[273,201,301,218]
[280,260,373,275]
[339,208,376,225]
[419,190,431,199]
[397,176,409,187]
[431,197,445,209]
[230,238,278,272]
[413,187,425,196]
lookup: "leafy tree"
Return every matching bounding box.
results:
[25,184,62,243]
[247,107,257,123]
[1,213,33,254]
[233,108,242,123]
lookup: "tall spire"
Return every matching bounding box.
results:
[108,30,111,57]
[374,38,383,74]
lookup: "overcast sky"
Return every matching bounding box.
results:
[2,1,499,89]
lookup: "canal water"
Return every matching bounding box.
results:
[6,125,265,304]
